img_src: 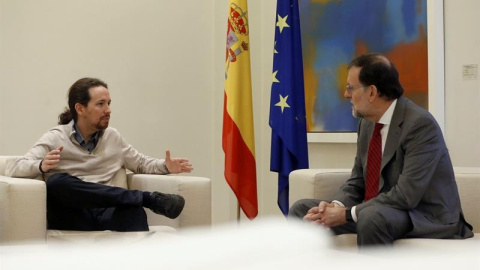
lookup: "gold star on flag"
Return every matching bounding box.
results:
[272,70,280,83]
[274,41,278,54]
[276,14,290,33]
[275,94,290,113]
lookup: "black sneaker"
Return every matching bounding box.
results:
[149,192,185,219]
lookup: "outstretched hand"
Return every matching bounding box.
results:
[164,149,193,174]
[41,146,64,173]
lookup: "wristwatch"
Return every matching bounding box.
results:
[345,207,354,222]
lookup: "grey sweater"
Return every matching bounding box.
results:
[6,121,168,185]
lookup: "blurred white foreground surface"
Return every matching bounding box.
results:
[1,218,478,270]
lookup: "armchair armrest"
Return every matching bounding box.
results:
[127,174,211,229]
[289,169,351,207]
[0,176,47,244]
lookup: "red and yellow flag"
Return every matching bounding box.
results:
[222,0,257,219]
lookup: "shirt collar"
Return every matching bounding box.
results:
[378,99,397,126]
[72,122,99,146]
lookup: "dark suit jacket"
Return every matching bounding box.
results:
[334,97,473,239]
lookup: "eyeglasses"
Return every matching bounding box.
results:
[345,85,366,93]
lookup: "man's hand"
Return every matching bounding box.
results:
[315,203,348,228]
[41,146,63,173]
[304,201,348,228]
[164,149,193,173]
[303,206,321,222]
[303,201,335,222]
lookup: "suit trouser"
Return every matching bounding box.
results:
[46,173,149,232]
[289,199,413,246]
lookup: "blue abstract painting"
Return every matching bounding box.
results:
[300,0,428,132]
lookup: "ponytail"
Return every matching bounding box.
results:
[58,107,73,125]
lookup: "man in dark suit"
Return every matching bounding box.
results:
[289,53,473,246]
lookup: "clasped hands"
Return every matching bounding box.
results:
[303,201,348,228]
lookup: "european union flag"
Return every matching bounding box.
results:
[269,0,309,216]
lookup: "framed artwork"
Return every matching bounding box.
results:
[300,0,444,143]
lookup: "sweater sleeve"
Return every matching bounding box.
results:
[5,130,57,178]
[115,130,169,175]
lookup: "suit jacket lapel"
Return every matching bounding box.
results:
[380,97,406,188]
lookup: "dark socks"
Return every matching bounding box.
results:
[142,192,153,208]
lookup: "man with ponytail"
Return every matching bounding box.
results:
[6,78,193,232]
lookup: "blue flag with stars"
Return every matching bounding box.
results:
[269,0,309,216]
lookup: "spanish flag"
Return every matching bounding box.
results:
[222,0,258,219]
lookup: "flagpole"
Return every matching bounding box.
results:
[237,203,241,223]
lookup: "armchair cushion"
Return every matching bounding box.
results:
[0,176,47,244]
[47,225,177,244]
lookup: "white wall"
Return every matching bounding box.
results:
[444,0,480,167]
[0,0,478,226]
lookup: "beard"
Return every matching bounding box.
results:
[95,116,110,130]
[352,108,365,119]
[351,102,369,120]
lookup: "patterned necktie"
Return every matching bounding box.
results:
[365,123,384,201]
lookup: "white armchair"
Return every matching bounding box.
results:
[0,156,211,245]
[289,168,480,250]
